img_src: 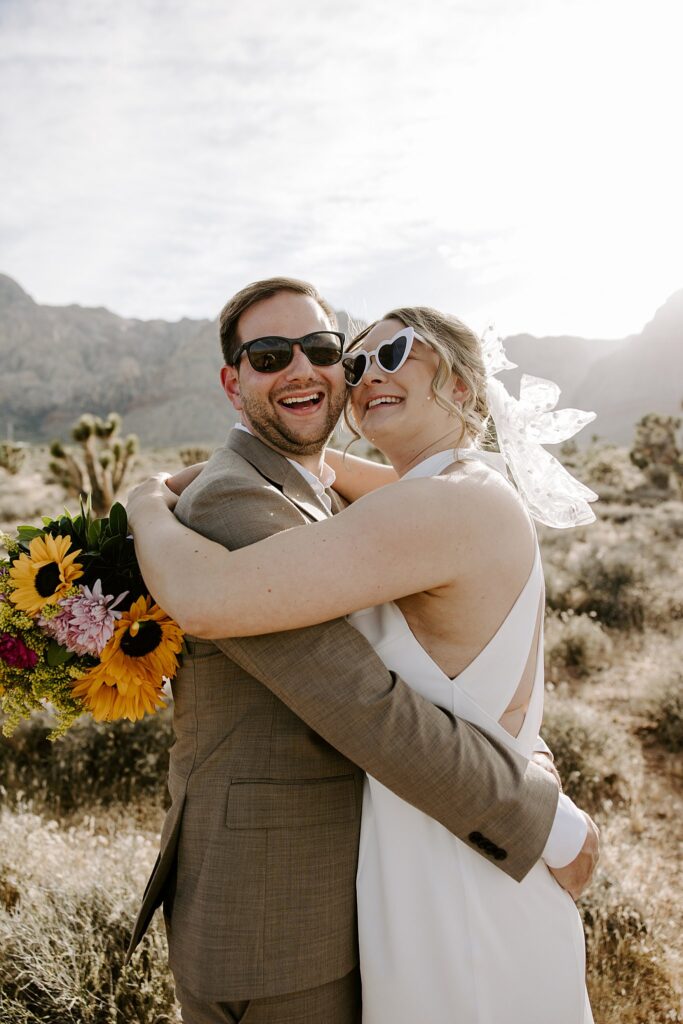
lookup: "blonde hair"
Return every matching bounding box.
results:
[345,306,489,447]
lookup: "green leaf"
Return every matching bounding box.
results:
[79,493,93,520]
[17,526,44,542]
[87,518,104,548]
[46,641,75,667]
[108,502,128,538]
[100,536,124,558]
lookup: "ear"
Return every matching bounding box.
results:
[451,375,469,404]
[220,365,243,412]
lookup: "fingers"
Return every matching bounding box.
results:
[166,463,205,495]
[126,474,177,522]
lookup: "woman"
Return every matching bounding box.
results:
[128,307,595,1023]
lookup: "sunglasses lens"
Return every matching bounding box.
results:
[343,353,366,386]
[246,338,292,372]
[302,332,344,366]
[378,334,409,372]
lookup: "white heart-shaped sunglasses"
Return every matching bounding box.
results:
[342,326,419,387]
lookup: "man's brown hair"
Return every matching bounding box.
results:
[219,277,338,365]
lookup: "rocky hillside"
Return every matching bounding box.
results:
[1,274,681,445]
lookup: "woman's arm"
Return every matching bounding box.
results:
[324,448,398,502]
[128,470,526,639]
[129,475,469,636]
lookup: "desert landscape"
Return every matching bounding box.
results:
[0,425,682,1023]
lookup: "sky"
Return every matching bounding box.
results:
[1,0,682,339]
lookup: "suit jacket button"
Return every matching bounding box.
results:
[469,832,483,845]
[494,849,507,861]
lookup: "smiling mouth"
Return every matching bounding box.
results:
[366,396,403,412]
[278,391,325,412]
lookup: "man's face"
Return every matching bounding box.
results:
[221,291,348,457]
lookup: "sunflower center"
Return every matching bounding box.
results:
[35,562,62,598]
[120,619,163,657]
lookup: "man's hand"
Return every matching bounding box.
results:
[531,750,562,791]
[549,812,600,900]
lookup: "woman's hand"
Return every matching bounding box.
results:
[127,473,178,530]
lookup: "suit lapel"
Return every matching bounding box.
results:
[227,429,331,523]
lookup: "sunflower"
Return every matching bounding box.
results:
[71,595,183,721]
[9,534,83,617]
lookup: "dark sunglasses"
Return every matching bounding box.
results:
[342,326,416,387]
[231,331,346,373]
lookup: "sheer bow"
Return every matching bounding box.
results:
[481,332,598,529]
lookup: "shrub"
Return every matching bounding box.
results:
[645,671,683,753]
[549,543,646,630]
[544,611,613,681]
[577,442,646,498]
[0,708,174,813]
[542,697,632,816]
[179,446,211,467]
[580,874,682,1024]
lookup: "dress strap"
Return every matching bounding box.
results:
[401,447,509,482]
[454,448,508,479]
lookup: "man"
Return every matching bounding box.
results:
[127,277,598,1024]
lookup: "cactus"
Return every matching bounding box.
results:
[629,413,683,493]
[0,442,26,476]
[49,413,139,515]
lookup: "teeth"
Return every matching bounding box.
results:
[281,394,322,406]
[368,397,402,409]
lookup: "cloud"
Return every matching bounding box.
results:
[1,0,682,337]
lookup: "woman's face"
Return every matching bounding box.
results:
[348,318,448,448]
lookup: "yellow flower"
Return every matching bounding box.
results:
[9,534,83,616]
[72,595,183,722]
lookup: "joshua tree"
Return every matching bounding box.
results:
[0,442,26,476]
[49,413,139,515]
[629,412,683,493]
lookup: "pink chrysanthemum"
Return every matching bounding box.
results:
[41,580,128,657]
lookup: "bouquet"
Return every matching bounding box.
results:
[0,499,184,738]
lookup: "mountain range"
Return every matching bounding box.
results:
[1,273,681,447]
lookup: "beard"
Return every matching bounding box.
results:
[239,384,347,456]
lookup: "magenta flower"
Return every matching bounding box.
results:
[0,632,38,669]
[41,580,128,657]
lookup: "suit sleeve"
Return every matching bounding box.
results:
[179,474,559,883]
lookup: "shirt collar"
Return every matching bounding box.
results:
[233,423,336,493]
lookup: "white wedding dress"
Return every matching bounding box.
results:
[350,449,593,1024]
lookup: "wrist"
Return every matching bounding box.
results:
[127,492,167,528]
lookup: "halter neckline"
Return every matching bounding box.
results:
[401,447,509,482]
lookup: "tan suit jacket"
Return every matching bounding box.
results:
[127,429,558,1002]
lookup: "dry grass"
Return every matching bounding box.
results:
[1,444,682,1023]
[0,805,179,1023]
